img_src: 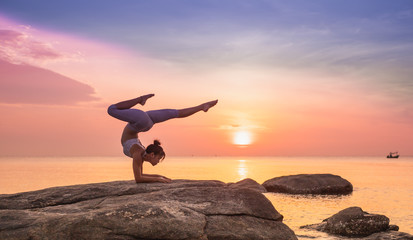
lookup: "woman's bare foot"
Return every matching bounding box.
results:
[202,100,218,112]
[139,94,155,106]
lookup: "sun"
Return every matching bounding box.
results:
[233,130,252,146]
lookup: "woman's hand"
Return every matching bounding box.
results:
[159,176,172,183]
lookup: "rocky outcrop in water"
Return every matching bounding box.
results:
[0,179,297,240]
[300,206,413,239]
[262,174,353,195]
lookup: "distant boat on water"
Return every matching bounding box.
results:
[387,152,399,158]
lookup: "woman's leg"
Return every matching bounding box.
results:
[107,94,155,124]
[107,104,151,125]
[146,99,218,124]
[114,94,154,110]
[177,100,218,118]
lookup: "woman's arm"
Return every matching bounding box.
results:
[142,173,171,181]
[132,152,171,183]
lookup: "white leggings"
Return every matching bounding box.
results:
[107,104,179,132]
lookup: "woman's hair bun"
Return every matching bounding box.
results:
[146,139,165,161]
[153,139,161,146]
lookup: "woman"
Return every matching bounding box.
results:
[107,94,218,183]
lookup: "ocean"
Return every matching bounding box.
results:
[1,156,412,239]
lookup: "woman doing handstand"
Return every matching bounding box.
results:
[107,94,218,183]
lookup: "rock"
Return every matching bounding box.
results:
[0,179,225,210]
[388,224,399,231]
[300,206,400,238]
[0,179,297,240]
[262,174,353,195]
[227,178,267,193]
[362,231,413,240]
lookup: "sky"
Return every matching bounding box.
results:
[0,0,412,157]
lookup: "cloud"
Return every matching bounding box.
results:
[0,59,98,105]
[0,29,62,63]
[0,29,23,42]
[0,18,99,105]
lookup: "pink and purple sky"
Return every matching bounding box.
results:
[1,0,412,156]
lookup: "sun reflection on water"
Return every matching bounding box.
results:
[237,159,248,180]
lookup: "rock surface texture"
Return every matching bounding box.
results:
[0,179,297,240]
[262,174,353,195]
[360,231,413,240]
[301,206,413,239]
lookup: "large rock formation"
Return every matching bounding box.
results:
[0,179,297,240]
[300,206,412,239]
[262,174,353,195]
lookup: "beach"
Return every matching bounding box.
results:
[1,156,412,239]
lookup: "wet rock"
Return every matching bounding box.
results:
[262,174,353,195]
[300,207,401,238]
[0,179,297,240]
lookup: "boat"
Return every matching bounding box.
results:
[387,152,399,158]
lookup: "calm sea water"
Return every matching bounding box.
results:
[1,156,412,239]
